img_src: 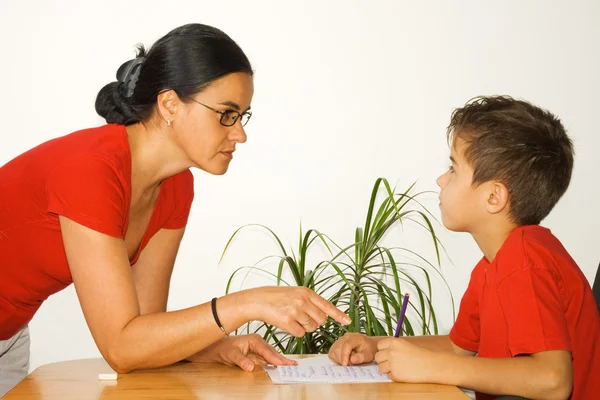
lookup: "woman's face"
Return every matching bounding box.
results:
[174,72,254,175]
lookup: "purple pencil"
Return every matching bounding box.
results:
[394,293,410,337]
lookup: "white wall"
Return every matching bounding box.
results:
[1,0,598,372]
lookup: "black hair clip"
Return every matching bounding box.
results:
[116,57,145,98]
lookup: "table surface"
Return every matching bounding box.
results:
[5,355,469,399]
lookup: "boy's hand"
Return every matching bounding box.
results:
[328,332,379,366]
[375,338,440,382]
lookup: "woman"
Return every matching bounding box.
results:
[0,23,350,396]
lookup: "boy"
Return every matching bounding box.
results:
[328,96,600,399]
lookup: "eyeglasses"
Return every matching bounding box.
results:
[190,99,252,127]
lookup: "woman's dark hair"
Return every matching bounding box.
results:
[95,23,253,125]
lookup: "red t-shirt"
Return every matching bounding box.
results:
[0,124,194,340]
[450,225,600,400]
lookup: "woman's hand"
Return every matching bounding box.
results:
[328,332,380,366]
[247,287,351,338]
[187,334,296,372]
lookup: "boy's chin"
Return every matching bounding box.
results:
[441,217,467,233]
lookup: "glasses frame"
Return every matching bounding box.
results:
[190,99,252,127]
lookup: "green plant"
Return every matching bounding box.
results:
[221,178,454,354]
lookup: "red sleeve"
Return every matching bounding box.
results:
[45,154,127,238]
[449,263,484,353]
[162,169,194,230]
[497,266,571,356]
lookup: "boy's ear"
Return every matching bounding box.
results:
[485,181,510,214]
[156,89,181,125]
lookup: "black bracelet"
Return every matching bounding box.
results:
[211,297,229,336]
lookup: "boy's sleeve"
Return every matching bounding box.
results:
[497,265,571,356]
[46,154,126,238]
[449,265,484,353]
[162,169,194,230]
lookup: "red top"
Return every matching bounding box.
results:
[450,225,600,400]
[0,124,194,340]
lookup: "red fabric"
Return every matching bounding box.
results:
[0,124,194,340]
[450,225,600,400]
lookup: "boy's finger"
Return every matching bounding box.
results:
[377,338,393,351]
[350,352,366,365]
[374,349,388,364]
[339,341,356,366]
[377,360,391,374]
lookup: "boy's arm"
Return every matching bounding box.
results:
[376,334,476,356]
[329,333,474,366]
[405,334,476,356]
[450,350,572,399]
[376,338,573,400]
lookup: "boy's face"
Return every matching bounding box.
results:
[436,138,490,232]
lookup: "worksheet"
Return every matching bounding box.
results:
[264,355,392,384]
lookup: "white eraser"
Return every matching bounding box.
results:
[98,372,118,380]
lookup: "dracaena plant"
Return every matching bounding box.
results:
[221,178,454,354]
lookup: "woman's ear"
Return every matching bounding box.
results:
[485,181,510,215]
[156,90,181,126]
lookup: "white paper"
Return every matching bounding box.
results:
[264,355,392,384]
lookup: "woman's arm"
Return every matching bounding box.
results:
[130,227,184,315]
[60,216,348,373]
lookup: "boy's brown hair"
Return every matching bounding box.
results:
[447,95,574,225]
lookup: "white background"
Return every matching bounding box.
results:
[0,0,598,372]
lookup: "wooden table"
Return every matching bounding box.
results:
[5,355,469,399]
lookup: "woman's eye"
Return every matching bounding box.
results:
[224,111,238,123]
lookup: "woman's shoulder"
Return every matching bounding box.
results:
[59,124,128,155]
[21,124,128,163]
[1,124,130,184]
[51,124,131,170]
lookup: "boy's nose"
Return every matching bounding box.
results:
[436,174,444,188]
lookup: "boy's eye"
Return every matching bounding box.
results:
[448,165,455,173]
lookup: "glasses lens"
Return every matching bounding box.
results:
[240,112,252,127]
[221,111,239,126]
